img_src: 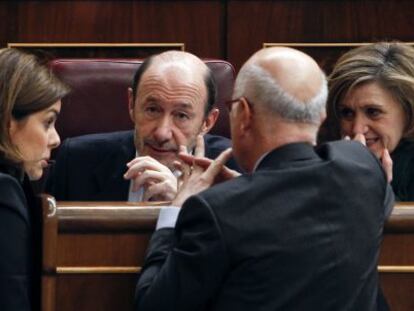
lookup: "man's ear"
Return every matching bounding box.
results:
[200,108,219,135]
[128,88,135,122]
[238,97,253,135]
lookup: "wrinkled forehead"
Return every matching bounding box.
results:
[137,62,208,107]
[339,81,379,105]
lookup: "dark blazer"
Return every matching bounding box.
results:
[0,160,41,311]
[46,130,239,201]
[135,141,394,311]
[391,139,414,201]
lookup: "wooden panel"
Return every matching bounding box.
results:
[57,233,151,266]
[56,275,136,311]
[378,205,414,311]
[380,234,414,265]
[2,1,414,71]
[380,274,414,311]
[228,0,414,70]
[4,1,224,58]
[0,2,17,47]
[40,198,414,311]
[262,42,414,75]
[0,3,10,47]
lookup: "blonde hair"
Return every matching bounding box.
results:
[0,48,69,163]
[322,42,414,141]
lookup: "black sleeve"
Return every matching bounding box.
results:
[135,195,229,311]
[383,183,395,220]
[0,175,32,311]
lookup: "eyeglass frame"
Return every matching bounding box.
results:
[224,96,253,112]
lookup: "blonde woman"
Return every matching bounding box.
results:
[323,42,414,201]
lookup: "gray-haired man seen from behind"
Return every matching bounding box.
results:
[135,47,394,310]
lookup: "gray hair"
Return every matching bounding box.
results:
[233,63,327,125]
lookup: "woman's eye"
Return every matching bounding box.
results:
[44,118,54,129]
[365,107,382,118]
[338,107,354,120]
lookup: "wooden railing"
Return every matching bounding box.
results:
[40,197,414,311]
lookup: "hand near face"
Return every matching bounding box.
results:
[124,156,178,201]
[339,82,405,158]
[123,128,190,201]
[178,151,240,184]
[346,133,393,183]
[380,148,393,183]
[172,135,239,207]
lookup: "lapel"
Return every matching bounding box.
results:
[92,131,135,200]
[256,142,320,172]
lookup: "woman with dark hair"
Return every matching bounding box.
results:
[323,42,414,201]
[0,48,69,310]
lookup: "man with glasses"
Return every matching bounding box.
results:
[135,47,393,310]
[47,51,238,201]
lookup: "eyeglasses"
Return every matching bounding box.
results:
[224,97,253,112]
[224,98,241,112]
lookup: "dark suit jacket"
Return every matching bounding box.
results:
[391,139,414,201]
[135,141,394,311]
[46,130,239,201]
[0,160,41,311]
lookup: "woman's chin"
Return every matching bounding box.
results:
[26,167,43,181]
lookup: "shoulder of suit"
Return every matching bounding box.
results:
[61,130,134,151]
[0,172,29,219]
[204,134,231,146]
[196,174,250,207]
[203,134,232,155]
[0,172,22,191]
[318,140,377,161]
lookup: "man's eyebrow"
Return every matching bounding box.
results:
[175,103,194,110]
[144,95,160,102]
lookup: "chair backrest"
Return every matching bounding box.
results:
[49,58,235,141]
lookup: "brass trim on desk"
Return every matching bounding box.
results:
[7,42,185,50]
[263,42,414,48]
[56,266,141,274]
[56,265,414,274]
[378,266,414,273]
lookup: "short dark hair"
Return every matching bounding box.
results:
[131,56,154,103]
[130,56,217,116]
[204,67,217,115]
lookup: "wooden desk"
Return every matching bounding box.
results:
[40,197,414,311]
[379,203,414,311]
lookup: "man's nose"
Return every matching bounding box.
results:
[153,116,174,143]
